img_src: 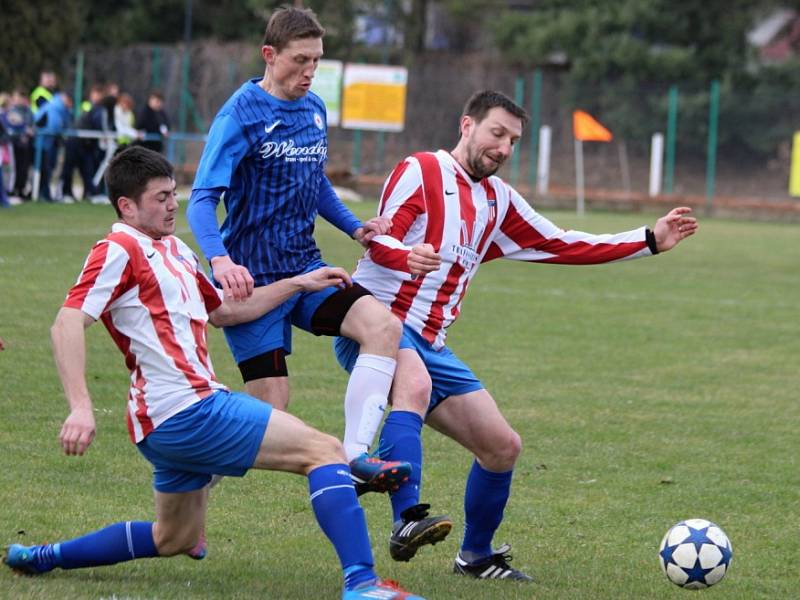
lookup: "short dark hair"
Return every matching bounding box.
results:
[106,146,174,218]
[262,6,325,51]
[462,90,529,128]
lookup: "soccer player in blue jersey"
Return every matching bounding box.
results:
[187,7,407,494]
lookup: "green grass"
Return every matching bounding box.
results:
[0,202,798,599]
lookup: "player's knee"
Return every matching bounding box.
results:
[305,428,347,470]
[480,428,522,471]
[392,374,431,415]
[153,524,200,556]
[381,311,403,346]
[506,429,523,463]
[349,301,401,350]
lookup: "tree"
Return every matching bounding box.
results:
[1,0,88,91]
[491,0,793,158]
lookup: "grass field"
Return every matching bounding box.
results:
[0,201,798,599]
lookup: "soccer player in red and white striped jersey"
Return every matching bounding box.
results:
[5,147,425,600]
[334,90,698,579]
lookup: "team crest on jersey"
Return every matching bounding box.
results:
[313,112,324,130]
[487,199,497,221]
[451,219,483,269]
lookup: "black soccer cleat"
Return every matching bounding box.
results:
[389,503,452,562]
[453,543,533,581]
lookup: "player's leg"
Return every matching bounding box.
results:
[301,281,408,494]
[152,488,209,556]
[335,328,453,561]
[312,285,401,460]
[381,348,431,518]
[224,300,296,410]
[381,348,454,561]
[244,369,289,410]
[3,488,207,575]
[426,389,532,581]
[252,404,420,596]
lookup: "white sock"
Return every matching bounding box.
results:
[343,353,397,461]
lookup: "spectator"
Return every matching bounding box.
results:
[83,83,120,205]
[0,94,9,208]
[35,92,72,202]
[61,84,105,201]
[136,91,170,153]
[30,71,58,121]
[113,93,142,152]
[4,90,34,200]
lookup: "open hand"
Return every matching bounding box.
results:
[654,207,698,252]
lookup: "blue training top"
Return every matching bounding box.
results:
[188,79,361,285]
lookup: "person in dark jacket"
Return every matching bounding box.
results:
[136,91,170,153]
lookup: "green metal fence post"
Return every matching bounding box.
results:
[73,50,84,120]
[152,47,162,89]
[705,80,720,215]
[511,76,524,186]
[664,85,678,194]
[528,69,542,192]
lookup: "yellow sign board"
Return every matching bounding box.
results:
[342,64,407,132]
[790,132,800,197]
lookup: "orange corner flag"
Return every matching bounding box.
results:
[573,110,613,142]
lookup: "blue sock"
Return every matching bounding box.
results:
[461,460,513,559]
[308,464,375,591]
[56,521,159,569]
[379,410,423,522]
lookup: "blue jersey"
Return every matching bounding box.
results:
[190,79,360,284]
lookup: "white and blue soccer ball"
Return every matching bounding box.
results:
[658,519,733,589]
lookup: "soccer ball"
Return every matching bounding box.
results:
[658,519,733,589]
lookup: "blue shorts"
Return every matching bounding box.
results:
[334,324,483,413]
[136,390,272,493]
[223,259,338,364]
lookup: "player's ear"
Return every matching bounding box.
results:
[117,196,136,219]
[262,45,277,65]
[460,115,474,138]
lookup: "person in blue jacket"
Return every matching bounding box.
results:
[35,92,71,202]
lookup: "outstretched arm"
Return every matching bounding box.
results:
[51,307,97,456]
[652,207,698,252]
[209,267,352,327]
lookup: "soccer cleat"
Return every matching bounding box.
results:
[453,543,533,581]
[349,453,411,496]
[389,503,452,562]
[186,530,207,560]
[3,544,58,575]
[343,578,426,599]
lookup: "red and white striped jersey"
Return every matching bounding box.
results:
[64,222,227,443]
[356,150,654,350]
